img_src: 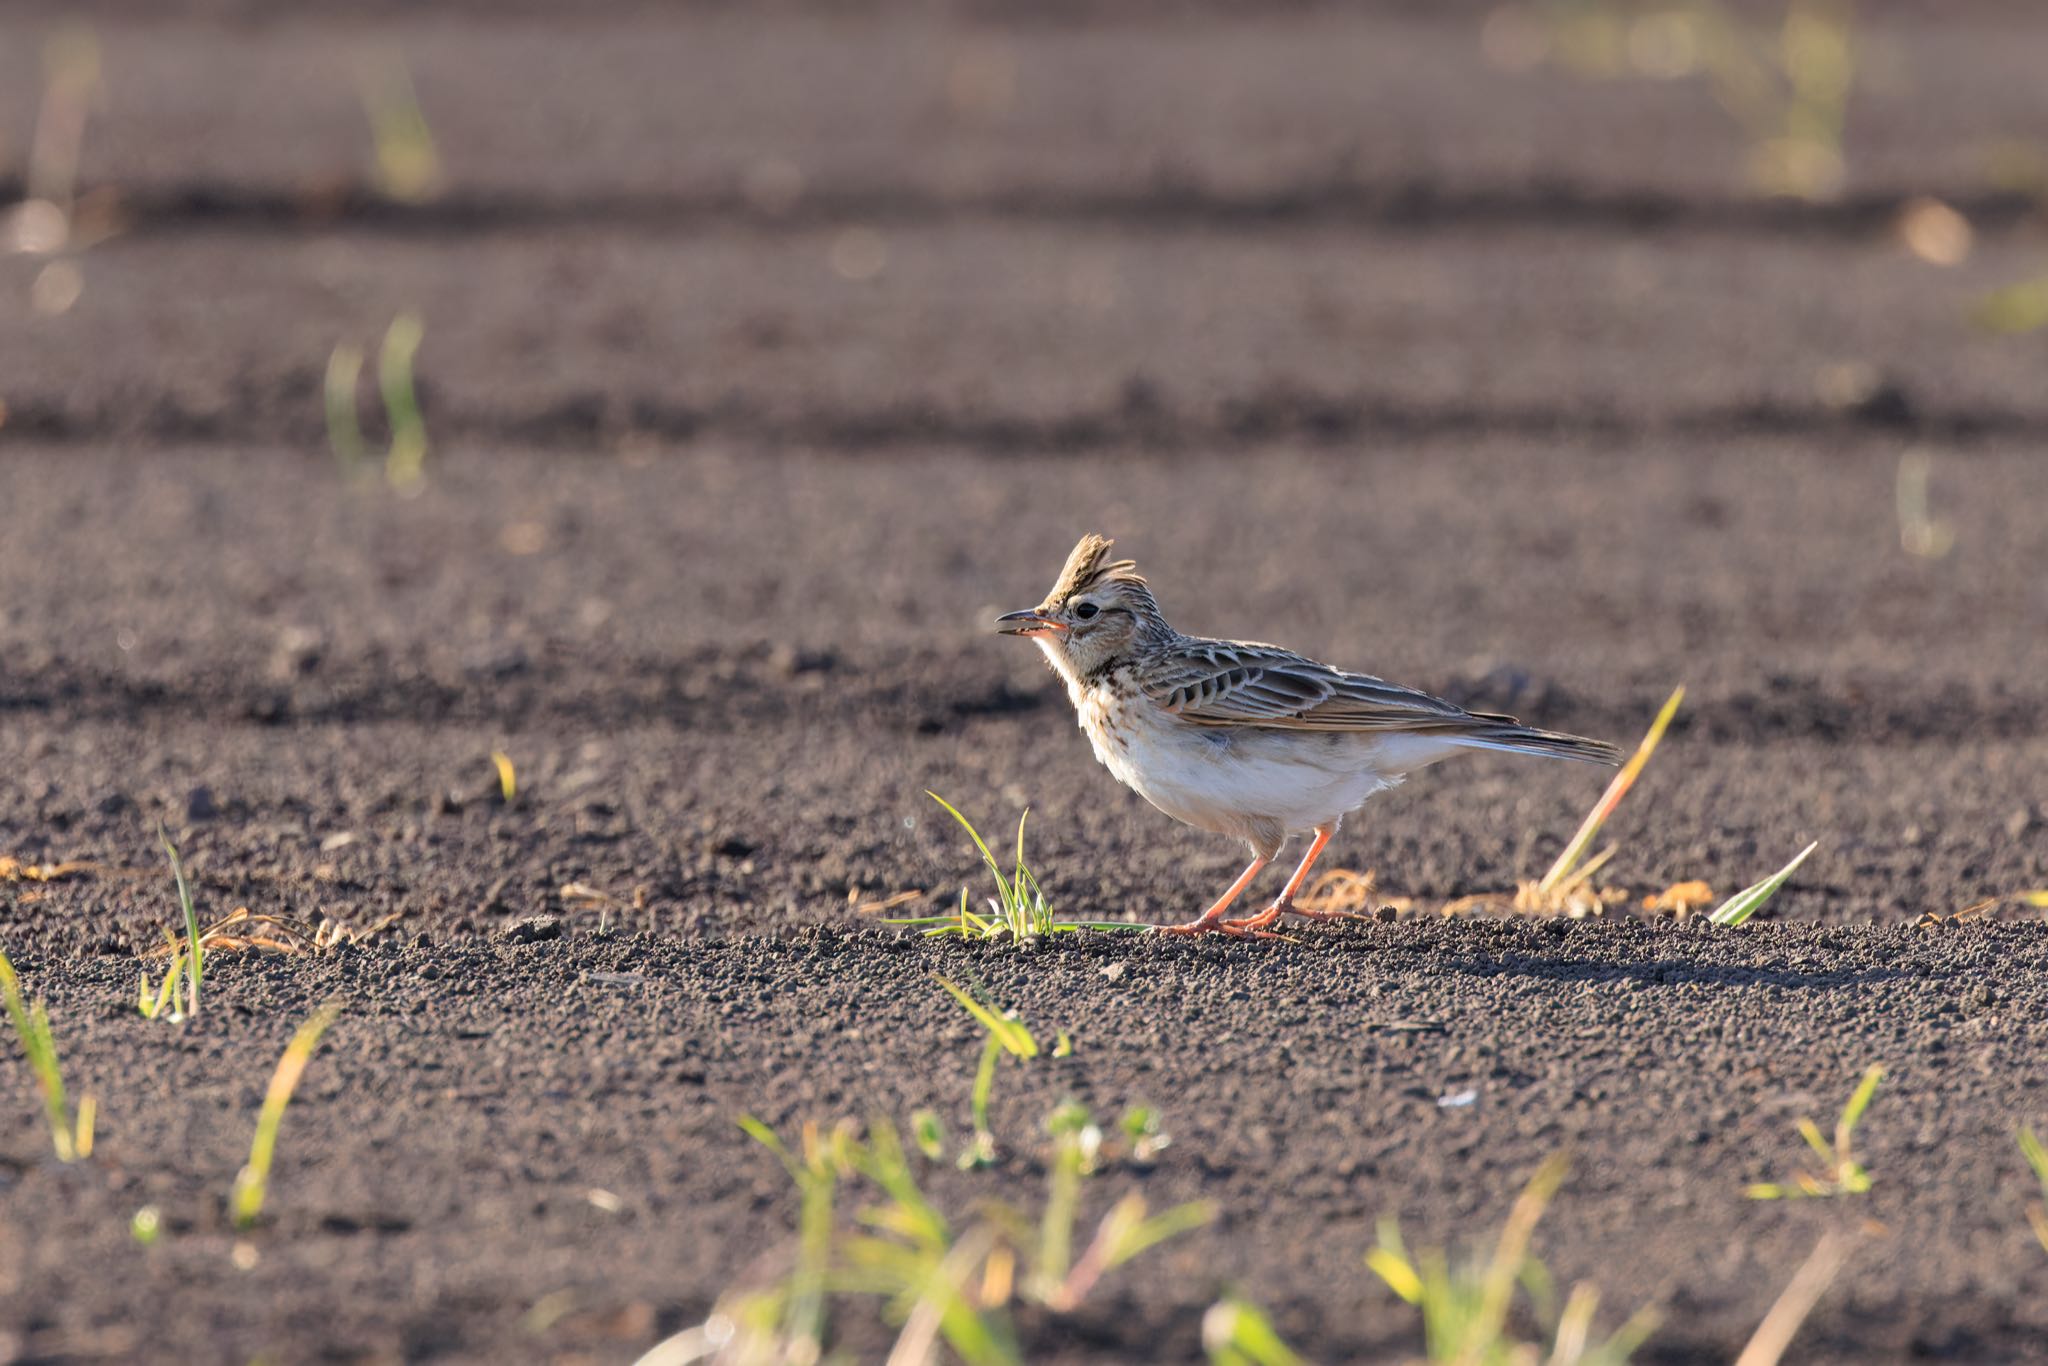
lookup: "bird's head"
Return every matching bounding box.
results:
[995,534,1167,679]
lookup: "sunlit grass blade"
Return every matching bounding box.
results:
[927,791,1019,914]
[355,52,442,203]
[1538,686,1683,896]
[324,344,367,474]
[490,749,517,802]
[137,949,186,1021]
[934,976,1037,1059]
[380,313,428,492]
[1202,1296,1307,1366]
[2020,1126,2048,1254]
[158,827,204,1017]
[1709,841,1819,927]
[231,1001,344,1229]
[1732,1231,1853,1366]
[0,946,92,1162]
[1836,1064,1883,1144]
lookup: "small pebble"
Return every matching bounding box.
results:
[503,915,563,944]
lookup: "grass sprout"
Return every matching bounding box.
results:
[1368,1153,1659,1365]
[353,51,443,203]
[158,828,205,1019]
[380,313,429,491]
[490,749,518,803]
[1708,841,1820,927]
[0,945,95,1162]
[1746,1064,1882,1199]
[327,313,430,492]
[231,1001,344,1229]
[2017,1127,2048,1254]
[896,793,1136,939]
[1505,685,1684,916]
[137,949,188,1021]
[325,344,368,473]
[936,975,1039,1167]
[1203,1297,1308,1366]
[1894,451,1956,559]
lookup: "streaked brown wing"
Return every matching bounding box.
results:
[1143,640,1510,733]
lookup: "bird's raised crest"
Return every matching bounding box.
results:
[1047,533,1146,603]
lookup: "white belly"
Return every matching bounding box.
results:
[1072,681,1459,845]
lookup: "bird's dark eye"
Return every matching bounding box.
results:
[1073,602,1100,620]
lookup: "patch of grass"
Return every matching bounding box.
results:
[0,945,95,1162]
[2017,1127,2048,1254]
[231,1001,344,1229]
[1368,1153,1659,1365]
[694,1105,1213,1366]
[1746,1064,1883,1199]
[935,975,1040,1168]
[136,948,189,1021]
[1709,840,1820,927]
[893,793,1140,939]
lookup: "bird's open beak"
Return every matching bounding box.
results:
[994,609,1066,637]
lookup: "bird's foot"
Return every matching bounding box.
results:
[1154,910,1282,939]
[1223,899,1373,932]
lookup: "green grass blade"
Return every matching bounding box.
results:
[1710,841,1820,927]
[1101,1198,1217,1269]
[1202,1296,1307,1366]
[933,976,1038,1059]
[324,344,367,473]
[1539,686,1684,895]
[1837,1064,1884,1144]
[927,792,1017,914]
[231,1001,343,1228]
[157,828,204,1016]
[380,312,429,491]
[2019,1126,2048,1186]
[0,947,82,1162]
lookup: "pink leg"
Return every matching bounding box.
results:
[1225,825,1361,930]
[1156,855,1273,936]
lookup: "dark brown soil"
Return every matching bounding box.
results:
[2,6,2047,1365]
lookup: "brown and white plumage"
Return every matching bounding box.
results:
[996,534,1618,935]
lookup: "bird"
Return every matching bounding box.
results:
[994,534,1620,936]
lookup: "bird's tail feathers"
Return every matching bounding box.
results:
[1449,724,1621,766]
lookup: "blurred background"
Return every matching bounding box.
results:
[1,0,2044,937]
[4,6,2048,1363]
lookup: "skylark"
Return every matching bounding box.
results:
[996,535,1620,936]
